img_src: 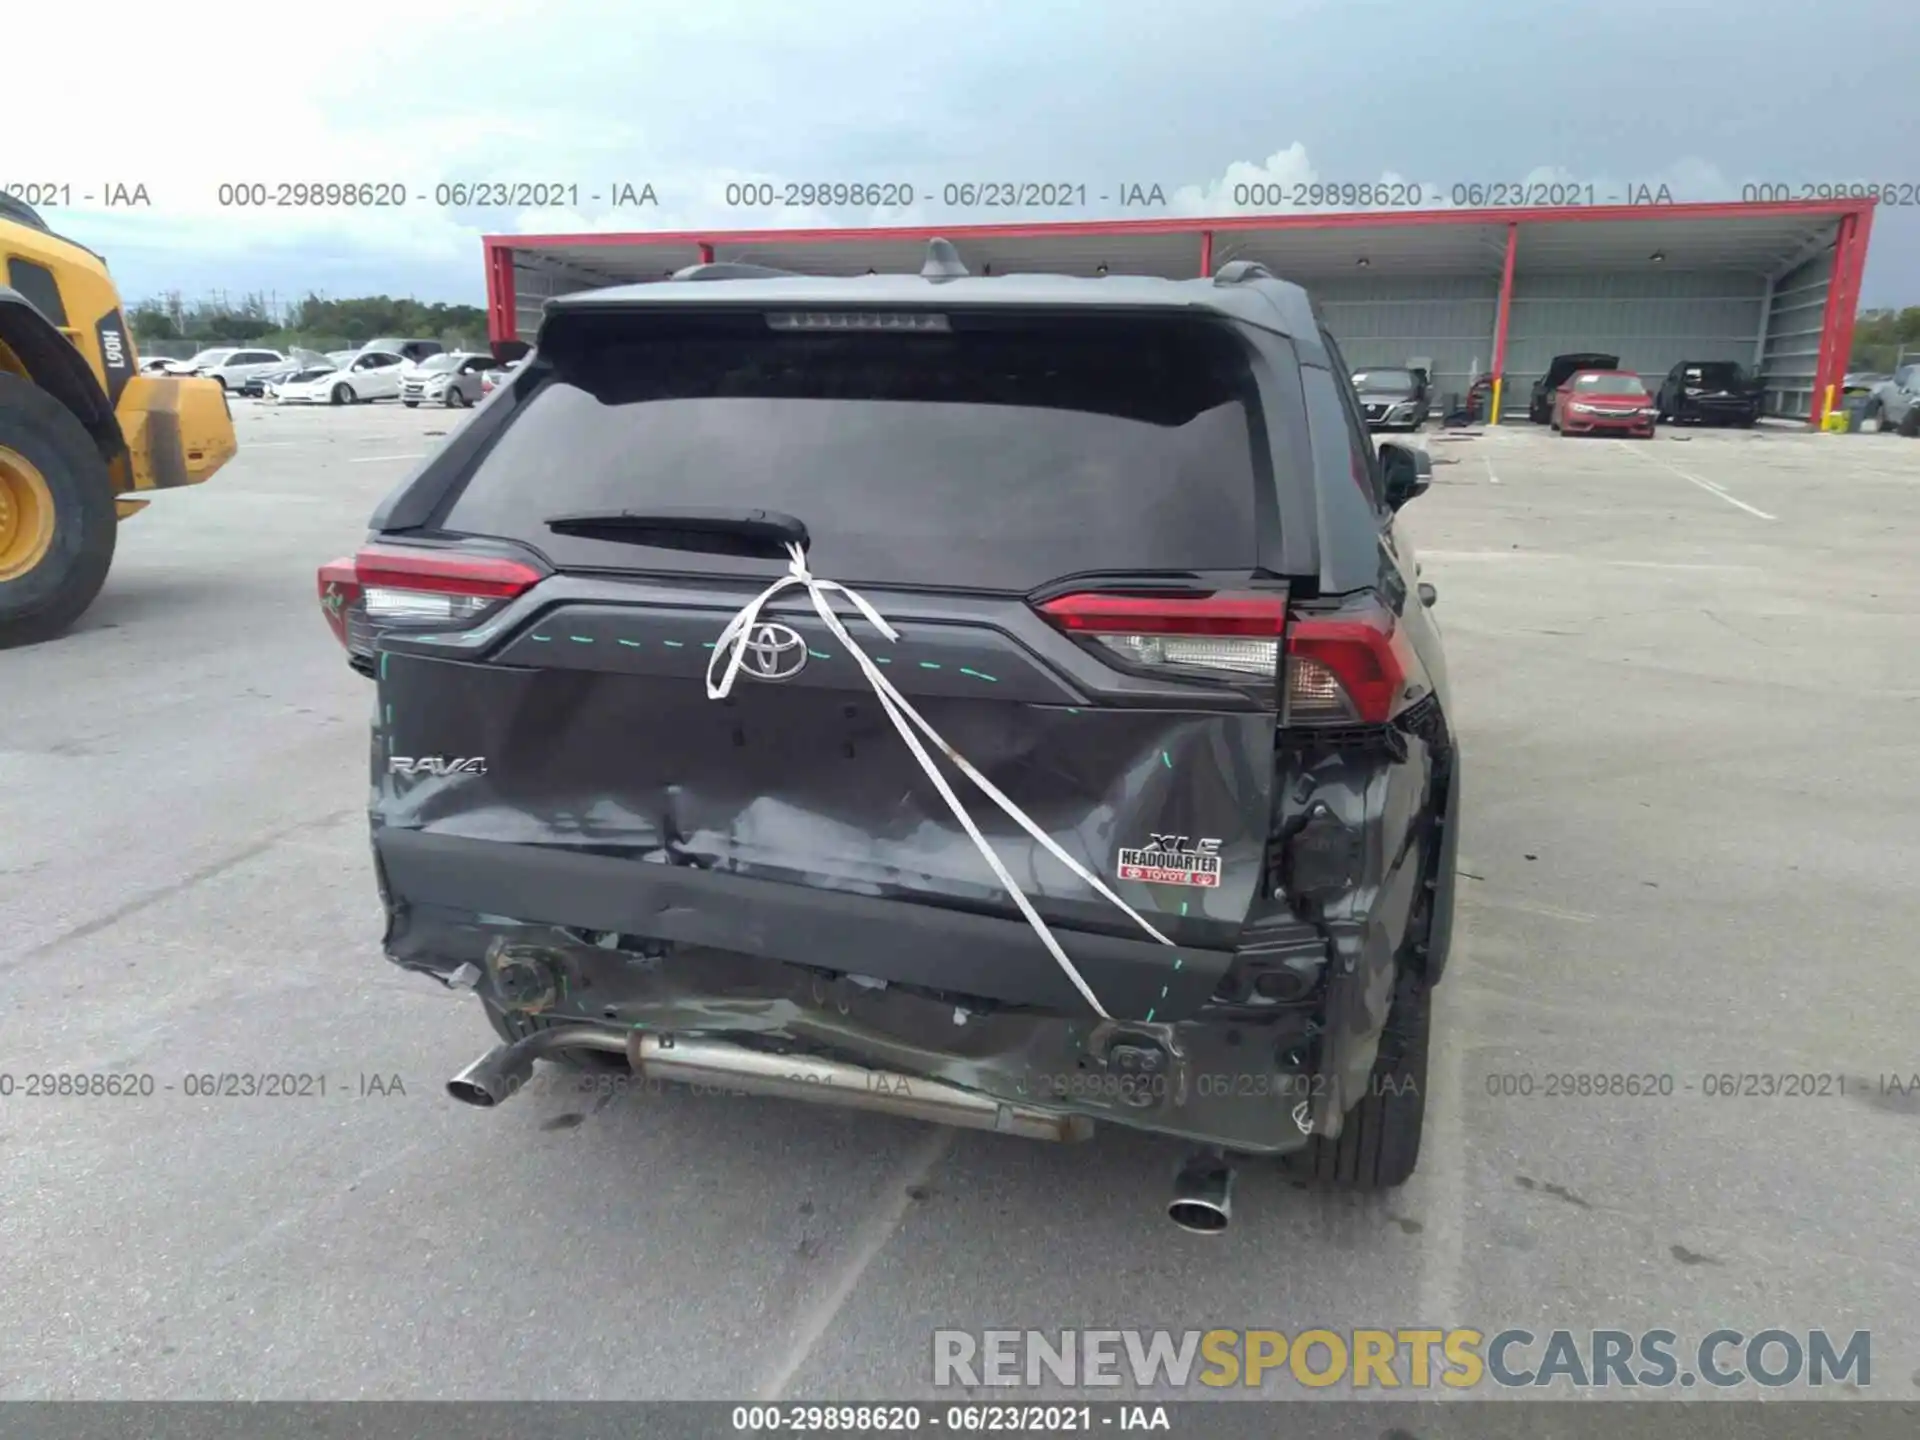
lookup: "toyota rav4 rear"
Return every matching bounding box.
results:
[319,252,1461,1218]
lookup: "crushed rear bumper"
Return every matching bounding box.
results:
[376,828,1234,1020]
[381,890,1333,1154]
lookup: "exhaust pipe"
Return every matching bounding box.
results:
[1168,1151,1234,1235]
[446,1026,1092,1142]
[446,1025,630,1107]
[628,1032,1093,1142]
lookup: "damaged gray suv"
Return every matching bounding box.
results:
[317,244,1460,1226]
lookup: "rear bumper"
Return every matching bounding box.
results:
[1673,398,1762,423]
[384,882,1331,1154]
[375,827,1235,1021]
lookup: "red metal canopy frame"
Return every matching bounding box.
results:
[484,198,1876,427]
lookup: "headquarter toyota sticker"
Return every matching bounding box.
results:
[1116,834,1222,888]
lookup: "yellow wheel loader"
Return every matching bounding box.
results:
[0,192,236,646]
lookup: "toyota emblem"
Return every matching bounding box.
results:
[739,622,810,682]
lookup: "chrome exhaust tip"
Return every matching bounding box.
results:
[446,1025,631,1108]
[1168,1152,1234,1235]
[446,1045,531,1108]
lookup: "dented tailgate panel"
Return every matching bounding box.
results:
[372,648,1274,939]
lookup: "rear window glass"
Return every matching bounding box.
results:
[1684,363,1745,384]
[435,310,1269,591]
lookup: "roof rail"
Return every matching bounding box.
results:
[1212,259,1276,285]
[670,261,799,281]
[921,238,970,281]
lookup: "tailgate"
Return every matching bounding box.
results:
[367,304,1293,1016]
[374,579,1278,948]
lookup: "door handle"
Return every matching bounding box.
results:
[1418,582,1438,608]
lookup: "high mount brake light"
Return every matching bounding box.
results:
[1283,611,1423,725]
[315,546,544,654]
[1036,592,1288,680]
[765,311,950,332]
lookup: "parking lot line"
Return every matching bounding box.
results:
[756,1125,954,1401]
[1613,440,1777,521]
[348,453,428,464]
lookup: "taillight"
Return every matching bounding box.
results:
[1283,606,1425,725]
[317,556,361,650]
[1036,592,1289,680]
[316,544,544,661]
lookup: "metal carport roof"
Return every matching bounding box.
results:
[484,199,1875,426]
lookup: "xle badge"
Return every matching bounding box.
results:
[1116,834,1222,889]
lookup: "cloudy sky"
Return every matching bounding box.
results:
[13,0,1919,310]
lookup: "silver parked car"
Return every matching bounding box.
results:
[400,351,496,408]
[195,348,288,392]
[1867,363,1920,436]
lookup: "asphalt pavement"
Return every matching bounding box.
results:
[2,401,1917,1401]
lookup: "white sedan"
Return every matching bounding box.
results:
[273,350,407,405]
[262,365,340,402]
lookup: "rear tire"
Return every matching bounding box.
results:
[0,372,119,649]
[1282,964,1430,1190]
[1899,407,1920,438]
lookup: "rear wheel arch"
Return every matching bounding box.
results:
[0,289,124,464]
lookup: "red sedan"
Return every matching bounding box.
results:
[1552,370,1659,438]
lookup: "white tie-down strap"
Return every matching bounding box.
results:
[706,541,1180,1021]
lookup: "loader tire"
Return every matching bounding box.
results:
[0,372,118,649]
[1281,964,1430,1190]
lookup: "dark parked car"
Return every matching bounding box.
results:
[1528,351,1620,423]
[1655,360,1764,426]
[316,250,1461,1222]
[1551,369,1658,438]
[1351,366,1428,431]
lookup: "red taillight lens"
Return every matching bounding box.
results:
[317,556,361,650]
[315,545,543,654]
[1284,610,1423,725]
[353,547,542,601]
[1037,592,1289,680]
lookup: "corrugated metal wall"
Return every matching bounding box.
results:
[1503,270,1768,419]
[1312,275,1500,411]
[1760,249,1833,421]
[511,259,600,341]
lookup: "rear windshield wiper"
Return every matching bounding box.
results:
[545,507,809,559]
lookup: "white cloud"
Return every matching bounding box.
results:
[9,0,1911,304]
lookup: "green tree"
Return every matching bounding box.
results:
[129,303,177,340]
[1851,306,1920,371]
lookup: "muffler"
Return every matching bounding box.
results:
[1168,1150,1234,1234]
[628,1032,1093,1142]
[445,1025,630,1107]
[446,1026,1093,1142]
